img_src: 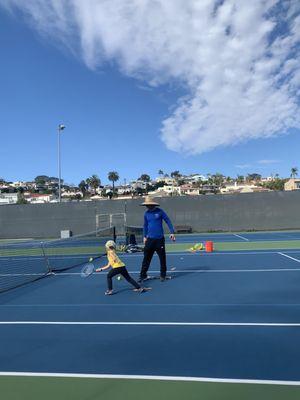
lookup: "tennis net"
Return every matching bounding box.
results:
[0,226,116,293]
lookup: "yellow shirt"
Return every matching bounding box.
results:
[107,250,125,269]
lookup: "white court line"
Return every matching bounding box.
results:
[2,268,300,278]
[56,268,300,276]
[0,255,99,261]
[125,250,300,257]
[0,273,46,277]
[0,371,299,386]
[0,320,300,327]
[173,238,300,242]
[2,303,300,307]
[278,252,300,263]
[233,234,249,241]
[3,251,290,260]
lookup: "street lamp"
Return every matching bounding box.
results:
[57,124,65,203]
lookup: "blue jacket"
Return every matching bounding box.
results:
[143,207,175,239]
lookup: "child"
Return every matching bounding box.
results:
[96,240,150,295]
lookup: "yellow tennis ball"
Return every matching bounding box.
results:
[89,257,93,262]
[117,275,122,281]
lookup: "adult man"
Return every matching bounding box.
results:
[139,196,175,282]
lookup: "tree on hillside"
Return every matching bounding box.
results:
[134,186,145,196]
[206,174,213,185]
[236,175,245,183]
[139,174,151,182]
[35,175,49,184]
[0,178,5,184]
[170,170,181,180]
[290,167,298,178]
[88,175,101,193]
[263,178,287,191]
[158,169,164,177]
[246,173,261,182]
[79,180,88,197]
[153,181,165,190]
[108,171,119,194]
[211,173,224,187]
[17,189,28,204]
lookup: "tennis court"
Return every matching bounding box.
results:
[1,232,300,399]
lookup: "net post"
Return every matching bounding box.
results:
[40,241,52,274]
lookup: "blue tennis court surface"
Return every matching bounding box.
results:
[1,245,300,398]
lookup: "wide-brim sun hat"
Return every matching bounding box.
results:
[140,196,160,206]
[105,240,116,249]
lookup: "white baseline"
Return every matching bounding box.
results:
[0,372,299,386]
[0,321,300,327]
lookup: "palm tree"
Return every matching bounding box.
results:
[158,169,164,177]
[211,173,224,187]
[86,175,101,194]
[108,171,119,194]
[290,167,298,179]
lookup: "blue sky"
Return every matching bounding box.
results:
[1,1,300,185]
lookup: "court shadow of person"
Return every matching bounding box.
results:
[171,265,210,279]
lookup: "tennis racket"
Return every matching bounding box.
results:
[80,253,105,278]
[81,262,96,278]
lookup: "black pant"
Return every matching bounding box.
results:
[140,237,167,279]
[107,266,140,291]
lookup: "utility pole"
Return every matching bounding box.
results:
[58,124,65,203]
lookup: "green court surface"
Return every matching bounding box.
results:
[2,240,300,257]
[0,239,33,244]
[2,376,300,400]
[166,240,300,252]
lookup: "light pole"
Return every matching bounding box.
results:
[58,124,65,203]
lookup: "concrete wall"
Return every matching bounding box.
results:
[0,191,299,238]
[158,191,300,232]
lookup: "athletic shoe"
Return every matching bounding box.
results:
[160,276,172,282]
[138,275,153,282]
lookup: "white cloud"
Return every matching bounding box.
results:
[257,159,281,164]
[2,0,300,154]
[235,164,251,169]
